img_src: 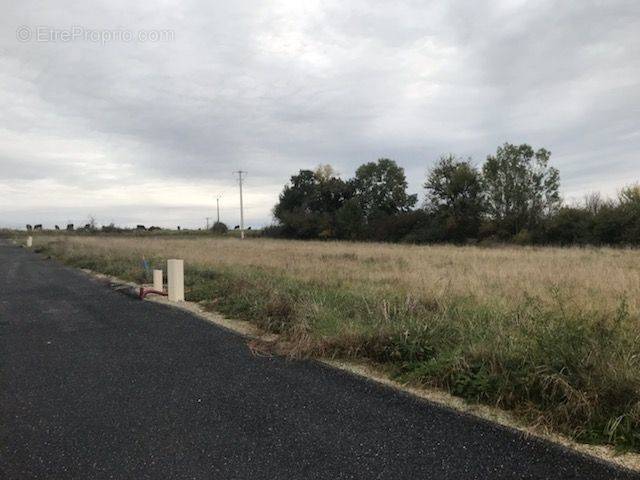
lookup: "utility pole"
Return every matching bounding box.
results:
[234,171,247,239]
[215,195,221,224]
[205,217,211,230]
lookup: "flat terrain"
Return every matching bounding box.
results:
[30,234,640,451]
[0,240,638,479]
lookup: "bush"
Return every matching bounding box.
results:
[210,221,228,235]
[545,208,594,245]
[513,229,532,245]
[261,224,286,238]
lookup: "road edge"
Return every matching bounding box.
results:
[41,255,640,475]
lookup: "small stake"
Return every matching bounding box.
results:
[26,236,33,248]
[153,269,163,292]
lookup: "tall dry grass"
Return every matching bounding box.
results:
[39,235,640,314]
[32,234,640,450]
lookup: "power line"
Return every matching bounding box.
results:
[234,171,247,239]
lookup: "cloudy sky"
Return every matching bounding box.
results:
[1,0,639,229]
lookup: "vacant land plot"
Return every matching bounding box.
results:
[31,235,640,451]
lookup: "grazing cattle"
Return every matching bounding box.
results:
[247,226,252,230]
[136,225,146,231]
[26,224,32,231]
[34,224,43,230]
[234,225,240,230]
[54,225,60,230]
[66,224,74,231]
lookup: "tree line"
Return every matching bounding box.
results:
[268,143,640,245]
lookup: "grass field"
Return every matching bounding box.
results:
[27,234,640,451]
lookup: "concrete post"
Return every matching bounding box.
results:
[153,269,163,292]
[26,236,33,248]
[167,259,184,302]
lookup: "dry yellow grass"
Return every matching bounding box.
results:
[39,235,640,316]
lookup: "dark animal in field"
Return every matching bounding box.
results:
[177,226,181,231]
[66,224,74,231]
[234,225,240,230]
[247,227,252,230]
[148,226,162,231]
[26,224,32,231]
[55,225,60,230]
[34,224,43,230]
[136,225,146,231]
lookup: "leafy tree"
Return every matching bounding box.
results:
[335,198,366,240]
[353,158,417,220]
[273,166,352,238]
[482,143,560,237]
[424,155,484,241]
[616,184,640,243]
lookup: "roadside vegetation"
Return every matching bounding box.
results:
[26,234,640,452]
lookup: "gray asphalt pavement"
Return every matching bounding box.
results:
[0,240,637,479]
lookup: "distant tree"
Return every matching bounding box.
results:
[482,143,560,237]
[335,198,366,240]
[424,155,484,242]
[86,215,97,232]
[583,192,604,215]
[273,165,353,239]
[353,158,417,220]
[101,223,121,233]
[619,183,640,205]
[617,184,640,243]
[210,221,228,234]
[314,164,339,182]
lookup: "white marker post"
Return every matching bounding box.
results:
[26,236,33,248]
[153,269,163,292]
[167,259,184,302]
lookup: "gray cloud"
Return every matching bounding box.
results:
[1,0,639,228]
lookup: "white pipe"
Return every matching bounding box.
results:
[153,269,163,292]
[167,259,184,302]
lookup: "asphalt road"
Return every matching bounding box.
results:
[0,240,637,479]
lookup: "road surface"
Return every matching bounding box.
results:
[0,240,637,479]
